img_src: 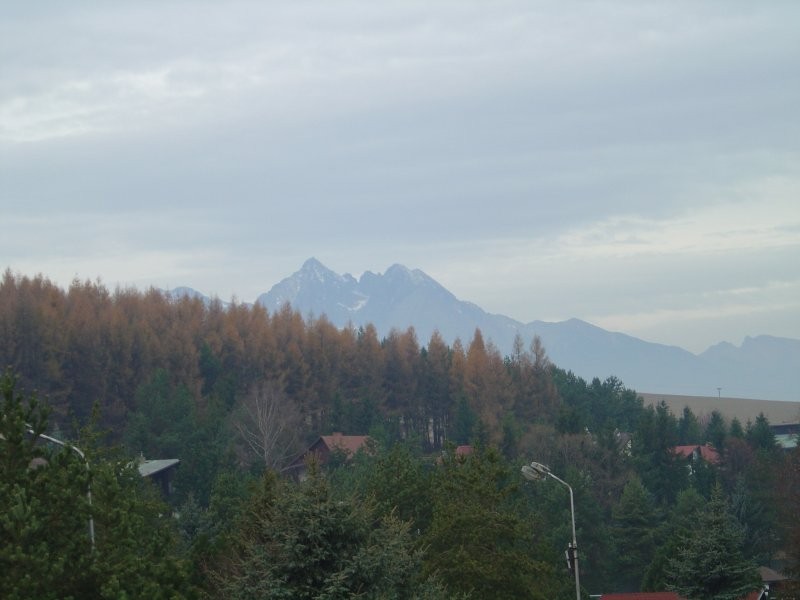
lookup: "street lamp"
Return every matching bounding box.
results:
[521,461,580,600]
[27,427,95,550]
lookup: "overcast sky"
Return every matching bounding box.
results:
[2,1,799,354]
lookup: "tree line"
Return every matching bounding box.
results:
[0,271,557,442]
[1,270,798,598]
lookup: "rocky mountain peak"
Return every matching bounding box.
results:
[228,259,799,401]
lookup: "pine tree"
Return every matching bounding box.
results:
[633,401,687,505]
[210,465,436,599]
[0,371,95,599]
[678,406,703,445]
[665,483,760,600]
[779,446,800,597]
[0,370,192,599]
[745,413,779,454]
[704,410,727,452]
[422,447,557,599]
[642,487,705,592]
[611,476,657,591]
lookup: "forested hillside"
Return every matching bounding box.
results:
[2,270,798,598]
[0,270,566,459]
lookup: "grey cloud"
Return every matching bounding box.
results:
[2,0,799,351]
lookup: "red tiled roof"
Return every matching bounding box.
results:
[285,433,371,472]
[672,443,721,464]
[601,590,764,600]
[600,594,685,600]
[320,433,370,456]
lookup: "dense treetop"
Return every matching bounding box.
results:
[2,270,797,598]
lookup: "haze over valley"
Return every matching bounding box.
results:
[166,257,800,403]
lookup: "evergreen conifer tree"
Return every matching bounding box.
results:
[210,464,437,599]
[422,447,557,599]
[611,476,657,591]
[0,370,192,599]
[665,483,760,600]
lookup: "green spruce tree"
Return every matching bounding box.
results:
[611,476,657,591]
[209,464,437,599]
[0,370,192,599]
[665,483,760,600]
[422,447,557,599]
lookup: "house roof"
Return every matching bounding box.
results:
[770,423,800,435]
[775,433,797,450]
[285,433,371,472]
[672,443,720,464]
[455,445,473,456]
[137,458,180,477]
[601,588,768,600]
[320,433,370,456]
[600,594,685,600]
[758,565,787,583]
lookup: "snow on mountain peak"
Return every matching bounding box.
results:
[385,263,429,286]
[301,257,345,284]
[251,258,797,400]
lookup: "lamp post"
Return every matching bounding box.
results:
[521,461,580,600]
[27,427,95,550]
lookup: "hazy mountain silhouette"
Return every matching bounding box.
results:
[202,258,798,401]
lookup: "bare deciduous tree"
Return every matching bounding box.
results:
[233,380,301,471]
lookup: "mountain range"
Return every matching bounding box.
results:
[171,258,799,402]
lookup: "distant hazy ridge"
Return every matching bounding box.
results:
[174,258,800,402]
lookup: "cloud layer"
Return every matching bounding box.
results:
[2,1,799,353]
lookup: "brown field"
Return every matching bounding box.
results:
[639,392,800,425]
